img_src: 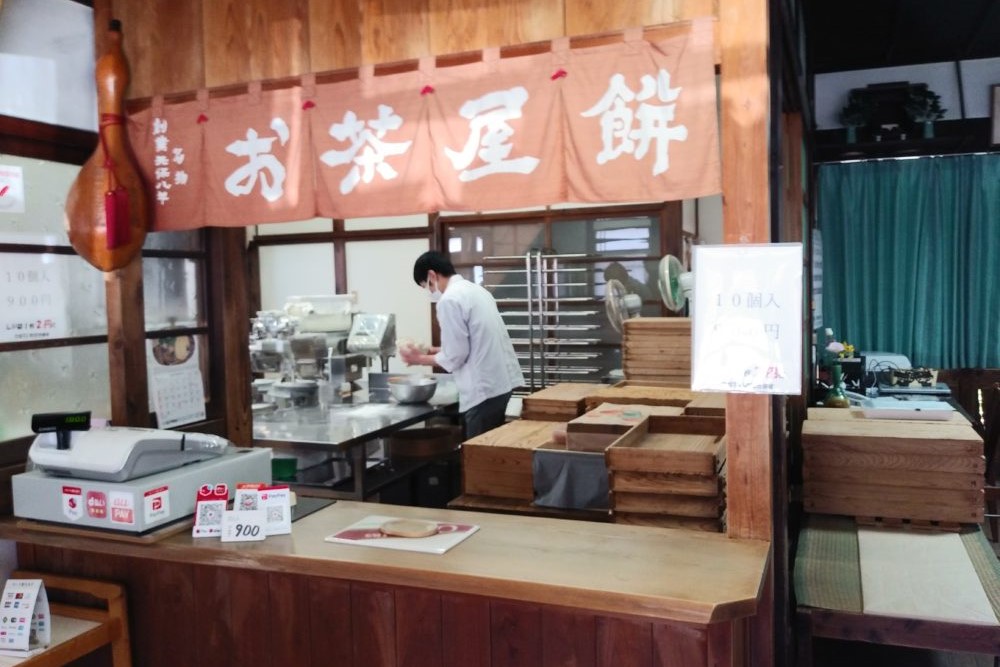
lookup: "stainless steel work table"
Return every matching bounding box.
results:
[253,393,457,500]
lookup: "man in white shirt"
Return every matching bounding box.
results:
[400,251,525,438]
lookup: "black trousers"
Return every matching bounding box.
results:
[463,391,512,439]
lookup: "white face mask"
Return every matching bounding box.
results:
[426,275,443,303]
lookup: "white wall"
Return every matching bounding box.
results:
[345,238,431,374]
[257,243,337,312]
[0,0,96,131]
[682,195,723,246]
[815,57,1000,130]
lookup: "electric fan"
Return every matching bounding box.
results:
[657,255,694,313]
[604,278,642,333]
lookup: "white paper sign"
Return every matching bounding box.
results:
[221,509,267,542]
[691,243,803,395]
[0,165,26,214]
[0,578,50,654]
[0,254,69,343]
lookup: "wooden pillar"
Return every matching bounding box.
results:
[720,0,774,664]
[719,0,772,542]
[207,228,252,446]
[105,260,150,427]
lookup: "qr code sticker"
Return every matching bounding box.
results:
[267,505,284,523]
[237,491,259,511]
[197,500,225,525]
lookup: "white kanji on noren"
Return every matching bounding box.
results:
[151,118,188,206]
[445,86,539,183]
[224,117,291,203]
[320,105,413,195]
[581,69,688,176]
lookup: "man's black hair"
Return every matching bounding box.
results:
[413,251,456,286]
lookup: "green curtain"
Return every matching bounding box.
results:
[818,153,1000,368]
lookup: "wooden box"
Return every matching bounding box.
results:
[622,317,692,386]
[521,382,598,421]
[801,418,984,525]
[462,420,560,500]
[605,415,727,532]
[566,403,684,453]
[605,415,727,476]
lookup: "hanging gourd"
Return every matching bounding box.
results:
[65,19,148,272]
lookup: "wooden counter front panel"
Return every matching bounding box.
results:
[16,544,738,667]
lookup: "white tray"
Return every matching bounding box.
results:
[860,398,955,421]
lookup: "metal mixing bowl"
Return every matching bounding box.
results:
[388,376,438,404]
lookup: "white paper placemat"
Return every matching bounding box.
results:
[325,515,479,555]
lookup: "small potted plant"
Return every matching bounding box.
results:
[838,90,873,144]
[905,87,946,138]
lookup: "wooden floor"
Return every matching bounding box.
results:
[805,521,999,667]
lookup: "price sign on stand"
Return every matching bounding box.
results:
[0,578,50,655]
[221,509,267,542]
[192,483,229,538]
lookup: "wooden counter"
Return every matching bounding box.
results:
[2,502,770,666]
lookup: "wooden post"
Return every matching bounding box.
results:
[207,228,252,446]
[719,0,772,541]
[720,0,773,664]
[105,259,150,427]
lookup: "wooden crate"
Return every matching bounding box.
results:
[605,416,726,476]
[606,415,727,533]
[566,403,684,453]
[462,420,560,500]
[801,418,984,525]
[520,382,598,421]
[622,317,692,386]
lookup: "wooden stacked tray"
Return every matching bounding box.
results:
[622,317,692,386]
[583,382,699,412]
[565,403,684,453]
[520,383,598,421]
[606,415,727,532]
[463,420,561,501]
[801,415,985,528]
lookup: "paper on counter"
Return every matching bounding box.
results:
[325,515,478,555]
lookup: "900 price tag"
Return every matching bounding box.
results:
[220,509,267,542]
